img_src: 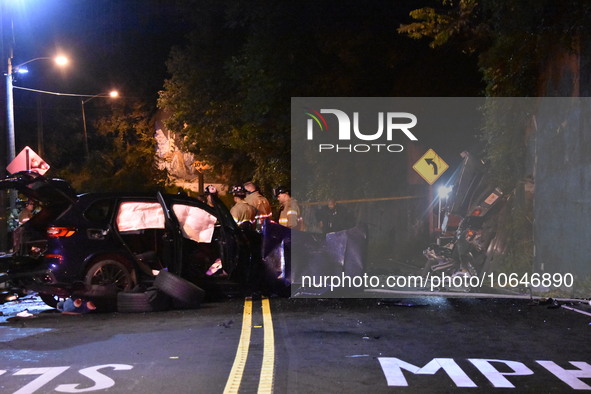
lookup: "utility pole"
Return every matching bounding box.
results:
[0,3,11,251]
[37,94,44,156]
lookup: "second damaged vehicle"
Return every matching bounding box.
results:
[422,151,505,289]
[0,172,268,311]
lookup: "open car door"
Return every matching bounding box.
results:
[205,193,244,276]
[156,192,186,276]
[156,192,221,278]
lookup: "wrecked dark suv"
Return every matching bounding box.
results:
[0,171,259,308]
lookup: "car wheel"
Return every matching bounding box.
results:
[85,259,133,292]
[154,270,205,309]
[39,293,67,309]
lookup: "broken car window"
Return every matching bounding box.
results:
[172,204,216,243]
[116,202,165,232]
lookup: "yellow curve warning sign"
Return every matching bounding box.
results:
[412,148,449,185]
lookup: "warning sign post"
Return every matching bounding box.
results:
[6,146,50,175]
[412,148,449,185]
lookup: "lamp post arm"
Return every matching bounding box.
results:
[13,57,52,71]
[13,86,113,99]
[82,93,113,105]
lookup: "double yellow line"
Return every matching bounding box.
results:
[224,297,275,393]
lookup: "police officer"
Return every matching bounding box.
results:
[317,198,354,233]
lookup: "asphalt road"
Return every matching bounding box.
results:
[1,294,590,393]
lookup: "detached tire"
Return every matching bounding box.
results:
[117,288,171,313]
[154,270,205,309]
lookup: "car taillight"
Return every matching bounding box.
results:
[45,254,64,266]
[47,226,77,238]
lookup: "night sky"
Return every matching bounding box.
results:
[3,0,193,161]
[7,0,189,96]
[2,0,483,171]
[6,1,482,102]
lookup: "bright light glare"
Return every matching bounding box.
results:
[109,90,119,98]
[54,56,69,66]
[438,185,453,199]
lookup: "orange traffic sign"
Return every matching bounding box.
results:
[412,148,448,185]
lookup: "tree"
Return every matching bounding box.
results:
[158,1,483,198]
[398,0,591,96]
[399,0,591,188]
[158,1,291,195]
[57,98,166,192]
[398,0,591,274]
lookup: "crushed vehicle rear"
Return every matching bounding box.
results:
[0,172,273,309]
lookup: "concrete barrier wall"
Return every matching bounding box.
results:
[533,98,591,280]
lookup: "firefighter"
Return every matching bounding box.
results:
[275,186,303,229]
[18,200,37,225]
[243,181,272,230]
[230,185,257,227]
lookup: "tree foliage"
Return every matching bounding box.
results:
[56,99,166,193]
[399,0,591,186]
[399,0,591,271]
[399,0,591,96]
[158,1,483,198]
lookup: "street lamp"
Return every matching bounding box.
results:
[12,56,69,74]
[6,55,69,161]
[81,90,119,158]
[5,55,69,207]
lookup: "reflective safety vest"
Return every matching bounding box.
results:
[279,198,303,230]
[230,200,257,226]
[244,191,272,228]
